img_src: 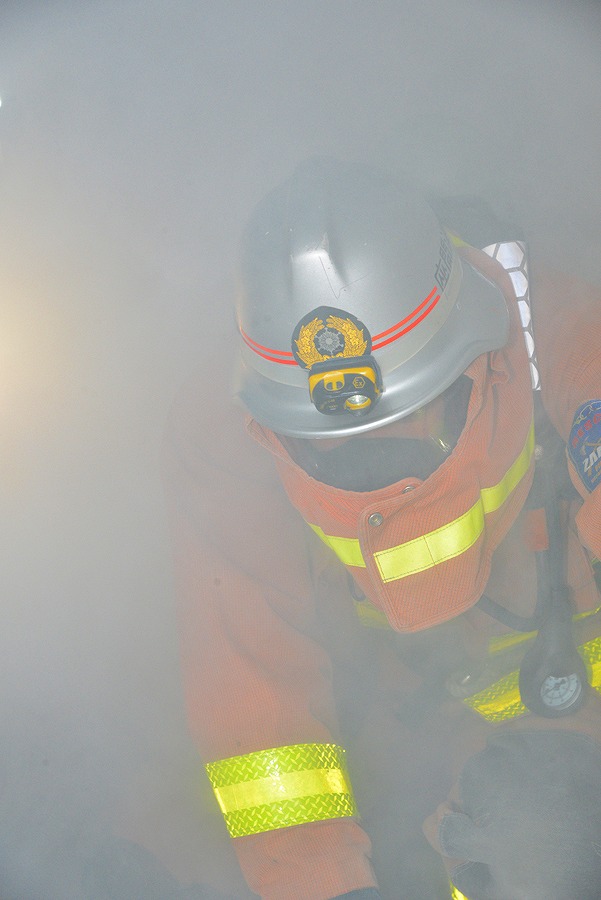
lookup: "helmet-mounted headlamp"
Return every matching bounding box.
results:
[308,357,382,415]
[291,307,383,417]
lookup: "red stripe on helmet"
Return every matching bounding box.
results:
[240,327,297,364]
[372,292,440,350]
[240,284,441,364]
[372,287,439,344]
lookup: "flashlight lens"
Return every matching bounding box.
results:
[344,394,372,414]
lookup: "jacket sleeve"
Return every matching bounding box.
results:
[162,364,377,900]
[533,264,601,558]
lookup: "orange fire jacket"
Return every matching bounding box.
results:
[163,249,601,900]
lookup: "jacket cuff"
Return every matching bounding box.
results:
[233,818,378,900]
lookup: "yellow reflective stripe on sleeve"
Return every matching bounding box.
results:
[450,883,470,900]
[205,743,357,838]
[464,636,601,722]
[309,523,366,567]
[586,635,601,690]
[463,668,525,721]
[308,423,534,583]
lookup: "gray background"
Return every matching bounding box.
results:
[1,1,600,896]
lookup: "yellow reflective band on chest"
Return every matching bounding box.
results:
[309,523,367,568]
[205,743,357,838]
[374,499,485,582]
[464,636,601,722]
[375,422,534,582]
[309,422,534,583]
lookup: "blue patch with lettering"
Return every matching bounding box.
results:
[568,400,601,493]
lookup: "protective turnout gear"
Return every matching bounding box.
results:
[235,158,509,439]
[163,159,601,899]
[238,161,534,631]
[248,242,534,632]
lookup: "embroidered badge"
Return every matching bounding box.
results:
[291,306,371,369]
[568,400,601,493]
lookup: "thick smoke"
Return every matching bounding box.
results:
[0,1,600,897]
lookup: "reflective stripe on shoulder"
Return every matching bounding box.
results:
[464,635,601,722]
[205,743,357,837]
[309,421,534,584]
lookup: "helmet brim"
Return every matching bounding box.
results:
[236,257,509,439]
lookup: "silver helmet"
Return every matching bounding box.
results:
[235,158,509,438]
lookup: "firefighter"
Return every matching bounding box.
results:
[164,158,601,899]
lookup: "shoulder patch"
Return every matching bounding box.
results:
[568,400,601,493]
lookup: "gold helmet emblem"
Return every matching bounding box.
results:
[292,308,369,368]
[291,307,382,417]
